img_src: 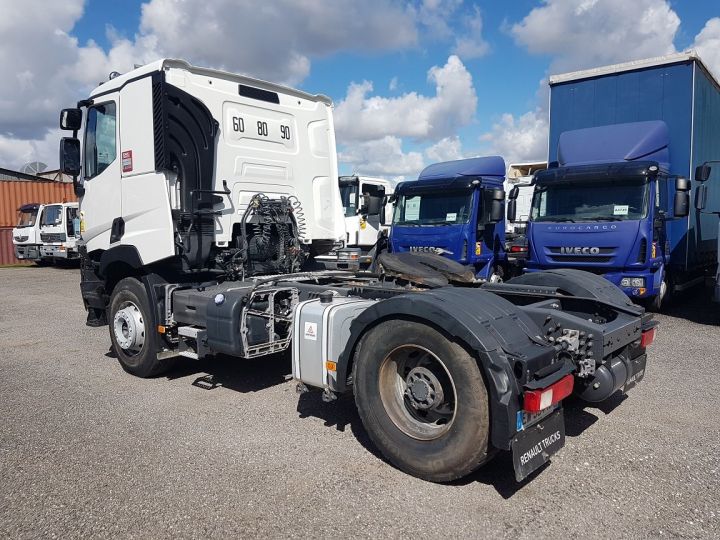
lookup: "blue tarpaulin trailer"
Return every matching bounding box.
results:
[521,51,720,309]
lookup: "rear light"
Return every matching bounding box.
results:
[640,327,656,348]
[523,374,574,412]
[510,245,527,253]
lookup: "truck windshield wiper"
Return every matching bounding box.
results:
[541,217,576,223]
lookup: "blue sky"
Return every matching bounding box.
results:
[1,1,719,176]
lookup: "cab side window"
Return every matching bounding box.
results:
[85,102,117,178]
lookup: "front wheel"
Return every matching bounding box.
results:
[353,320,491,482]
[107,277,175,377]
[646,272,671,312]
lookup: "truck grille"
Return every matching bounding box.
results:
[546,247,614,264]
[40,232,66,243]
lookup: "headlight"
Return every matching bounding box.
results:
[14,235,28,242]
[621,277,645,288]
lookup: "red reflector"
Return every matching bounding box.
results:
[510,245,527,253]
[523,374,574,413]
[640,327,656,348]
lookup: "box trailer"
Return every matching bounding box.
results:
[511,51,720,310]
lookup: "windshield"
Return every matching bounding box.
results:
[531,178,649,222]
[41,205,63,227]
[340,183,358,218]
[16,209,38,228]
[393,190,473,226]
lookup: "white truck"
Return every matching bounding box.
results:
[504,161,546,237]
[316,175,395,269]
[38,202,81,262]
[12,203,46,262]
[58,59,655,483]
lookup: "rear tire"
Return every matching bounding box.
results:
[353,320,491,482]
[107,277,175,377]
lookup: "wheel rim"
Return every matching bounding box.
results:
[378,344,457,440]
[113,301,146,356]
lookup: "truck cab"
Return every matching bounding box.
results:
[389,156,506,281]
[38,202,81,262]
[316,175,394,269]
[12,203,45,261]
[517,121,704,310]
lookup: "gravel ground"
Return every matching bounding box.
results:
[0,266,718,539]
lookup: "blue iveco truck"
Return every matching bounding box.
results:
[510,51,720,309]
[388,156,506,281]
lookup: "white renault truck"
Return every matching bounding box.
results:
[316,175,395,269]
[38,202,81,262]
[58,59,655,482]
[12,203,45,262]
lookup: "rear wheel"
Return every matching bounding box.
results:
[108,277,175,377]
[353,320,491,482]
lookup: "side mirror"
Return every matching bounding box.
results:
[60,137,81,176]
[695,183,708,211]
[60,108,83,131]
[675,176,689,191]
[695,164,711,182]
[489,188,505,223]
[508,185,519,200]
[379,196,388,226]
[674,191,689,218]
[365,195,382,216]
[507,199,517,223]
[60,137,83,196]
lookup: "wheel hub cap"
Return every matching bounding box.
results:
[404,366,444,410]
[113,302,146,353]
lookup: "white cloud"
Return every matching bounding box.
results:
[452,6,490,60]
[138,0,418,86]
[693,17,720,82]
[425,136,463,162]
[483,0,685,165]
[389,77,399,91]
[338,136,424,177]
[511,0,680,74]
[416,0,463,40]
[481,109,548,166]
[334,55,477,143]
[0,0,423,169]
[0,130,62,171]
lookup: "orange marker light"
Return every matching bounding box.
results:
[325,361,337,372]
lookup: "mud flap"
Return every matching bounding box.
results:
[511,408,565,482]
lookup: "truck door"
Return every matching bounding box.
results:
[80,96,122,251]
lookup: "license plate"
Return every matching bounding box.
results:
[512,409,565,482]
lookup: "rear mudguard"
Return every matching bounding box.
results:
[336,287,559,451]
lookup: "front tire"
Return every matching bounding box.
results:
[353,320,491,482]
[107,277,175,377]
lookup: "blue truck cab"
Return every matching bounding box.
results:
[389,156,506,281]
[514,52,720,309]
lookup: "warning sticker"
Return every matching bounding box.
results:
[613,204,629,216]
[122,150,133,173]
[446,212,457,221]
[304,322,317,341]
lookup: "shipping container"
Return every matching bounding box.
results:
[0,178,76,228]
[0,227,31,265]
